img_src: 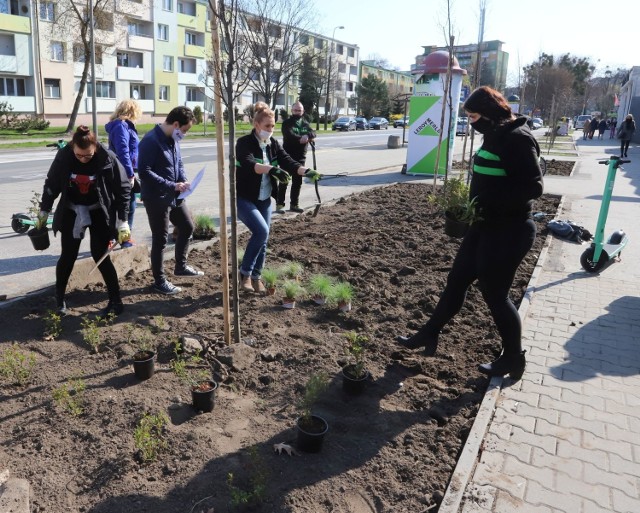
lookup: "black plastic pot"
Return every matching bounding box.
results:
[296,415,329,453]
[341,365,370,395]
[444,212,469,238]
[132,351,156,381]
[191,380,218,413]
[28,227,50,251]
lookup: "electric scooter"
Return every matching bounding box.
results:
[580,155,630,273]
[11,213,54,234]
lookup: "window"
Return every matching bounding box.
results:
[0,77,26,96]
[178,58,196,73]
[87,81,115,98]
[186,87,199,101]
[336,44,343,55]
[44,78,60,98]
[314,38,324,50]
[39,2,55,21]
[177,1,195,15]
[347,81,354,92]
[117,52,129,67]
[347,47,355,58]
[185,32,197,45]
[338,63,346,73]
[163,56,173,72]
[268,24,281,38]
[73,44,103,64]
[159,85,169,101]
[157,24,168,41]
[299,34,309,45]
[350,65,357,75]
[50,41,65,62]
[130,84,147,100]
[162,0,172,10]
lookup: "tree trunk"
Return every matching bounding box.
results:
[66,57,91,134]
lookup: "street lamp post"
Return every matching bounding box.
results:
[323,25,344,130]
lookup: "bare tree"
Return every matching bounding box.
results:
[239,0,315,109]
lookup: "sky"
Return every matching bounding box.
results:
[314,0,639,85]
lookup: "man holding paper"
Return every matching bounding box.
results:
[138,106,203,295]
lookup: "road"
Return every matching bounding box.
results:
[0,127,466,300]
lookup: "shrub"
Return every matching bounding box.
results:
[0,344,36,386]
[307,274,334,299]
[331,281,354,304]
[261,268,279,289]
[134,412,169,462]
[282,280,305,300]
[193,105,203,124]
[52,378,86,416]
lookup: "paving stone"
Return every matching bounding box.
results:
[583,461,638,497]
[554,471,612,509]
[556,440,608,471]
[611,488,640,513]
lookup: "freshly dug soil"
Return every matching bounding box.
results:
[543,159,574,176]
[0,183,559,513]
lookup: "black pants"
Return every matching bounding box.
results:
[620,140,630,156]
[425,218,536,355]
[276,156,305,207]
[145,200,194,284]
[56,208,119,301]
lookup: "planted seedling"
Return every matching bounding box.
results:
[282,280,305,301]
[52,378,86,416]
[125,323,156,361]
[298,372,328,428]
[281,261,304,281]
[0,344,36,387]
[170,340,210,388]
[307,274,334,304]
[81,315,111,353]
[193,214,216,239]
[344,331,369,379]
[427,175,481,225]
[226,445,268,508]
[28,191,47,230]
[331,281,354,311]
[260,268,279,294]
[134,411,168,463]
[43,310,62,341]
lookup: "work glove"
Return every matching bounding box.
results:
[269,167,291,185]
[304,168,322,183]
[116,220,131,245]
[37,210,49,229]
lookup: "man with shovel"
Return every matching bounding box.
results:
[276,101,316,213]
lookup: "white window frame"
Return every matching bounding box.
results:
[159,85,169,101]
[39,1,55,22]
[44,78,61,98]
[50,41,65,62]
[0,77,26,96]
[157,23,168,41]
[162,0,172,10]
[185,32,197,46]
[163,55,173,72]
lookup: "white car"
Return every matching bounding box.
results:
[531,118,543,130]
[456,117,469,135]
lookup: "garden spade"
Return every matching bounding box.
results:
[310,141,322,217]
[89,240,115,275]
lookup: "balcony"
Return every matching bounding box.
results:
[128,34,154,51]
[138,99,154,112]
[116,0,151,19]
[184,44,205,59]
[178,72,198,85]
[0,55,17,73]
[0,13,30,33]
[73,63,105,79]
[117,66,144,81]
[84,97,116,113]
[177,13,197,29]
[186,100,204,111]
[0,95,35,112]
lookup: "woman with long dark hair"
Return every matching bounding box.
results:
[397,86,544,380]
[617,114,636,157]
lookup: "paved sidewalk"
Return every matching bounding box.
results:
[455,134,640,512]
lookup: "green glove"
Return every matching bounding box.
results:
[304,168,322,183]
[269,167,291,185]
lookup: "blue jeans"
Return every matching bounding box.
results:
[237,197,271,279]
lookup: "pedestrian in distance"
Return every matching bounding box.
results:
[609,117,617,139]
[138,106,203,296]
[616,114,636,157]
[582,118,591,140]
[105,99,142,247]
[589,117,599,139]
[276,101,316,213]
[235,102,321,294]
[38,126,131,317]
[397,86,544,381]
[597,118,607,140]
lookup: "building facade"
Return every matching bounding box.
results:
[0,0,359,125]
[359,60,413,98]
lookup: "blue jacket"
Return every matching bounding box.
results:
[105,118,139,178]
[138,124,187,207]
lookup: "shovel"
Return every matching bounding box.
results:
[310,141,322,217]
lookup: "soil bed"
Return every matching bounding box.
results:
[0,183,559,513]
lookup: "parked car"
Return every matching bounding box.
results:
[393,116,409,128]
[355,117,369,130]
[456,117,469,135]
[531,117,543,130]
[332,116,356,131]
[369,117,389,130]
[575,114,592,130]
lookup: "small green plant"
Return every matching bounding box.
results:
[281,261,304,281]
[0,344,36,386]
[260,267,279,289]
[170,340,209,387]
[52,378,86,416]
[81,315,110,353]
[43,310,62,340]
[226,445,268,508]
[152,314,166,333]
[344,331,369,379]
[193,214,216,239]
[134,411,169,463]
[282,280,305,300]
[307,274,334,300]
[28,191,47,230]
[125,323,155,356]
[298,372,328,424]
[428,175,480,224]
[331,281,354,304]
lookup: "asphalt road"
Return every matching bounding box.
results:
[0,127,465,301]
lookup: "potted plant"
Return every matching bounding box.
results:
[296,372,329,453]
[127,324,156,381]
[428,175,480,238]
[27,191,50,251]
[261,268,279,296]
[192,214,216,240]
[307,274,334,305]
[331,281,354,312]
[281,280,305,309]
[341,331,370,394]
[170,341,217,412]
[281,261,304,282]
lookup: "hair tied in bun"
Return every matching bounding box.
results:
[77,125,90,135]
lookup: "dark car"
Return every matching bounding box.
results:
[393,116,409,128]
[355,117,369,130]
[332,116,356,131]
[369,117,389,130]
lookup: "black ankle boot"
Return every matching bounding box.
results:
[99,299,124,319]
[396,326,440,356]
[478,350,526,380]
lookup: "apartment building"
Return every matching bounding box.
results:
[359,60,413,98]
[0,0,359,125]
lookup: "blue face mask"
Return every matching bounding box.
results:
[173,128,185,142]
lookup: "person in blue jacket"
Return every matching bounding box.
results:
[105,99,141,247]
[138,106,202,295]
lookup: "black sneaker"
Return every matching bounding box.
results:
[153,280,182,295]
[174,265,204,277]
[99,300,124,319]
[289,205,304,213]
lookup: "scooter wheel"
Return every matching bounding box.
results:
[580,246,608,273]
[11,214,30,234]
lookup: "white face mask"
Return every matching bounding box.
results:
[258,130,273,142]
[173,128,185,142]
